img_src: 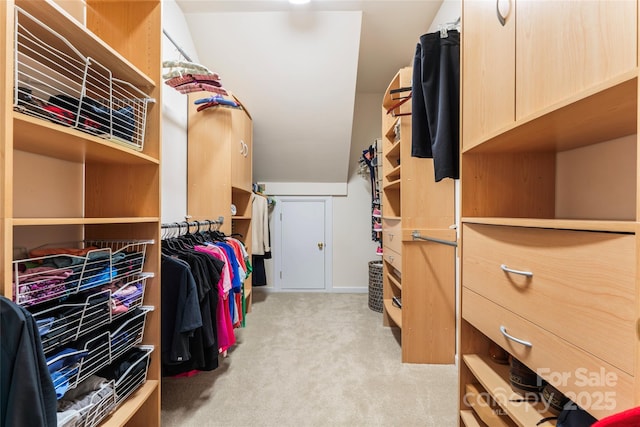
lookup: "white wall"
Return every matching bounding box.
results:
[161,0,199,223]
[332,93,383,290]
[427,0,461,33]
[261,93,382,292]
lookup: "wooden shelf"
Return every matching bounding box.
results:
[463,71,637,154]
[16,0,156,88]
[232,216,251,221]
[461,217,636,233]
[384,116,400,139]
[12,217,159,226]
[460,410,485,427]
[385,140,401,161]
[383,298,402,328]
[387,271,402,292]
[383,180,401,191]
[14,114,159,165]
[100,380,158,427]
[463,354,556,427]
[385,165,401,182]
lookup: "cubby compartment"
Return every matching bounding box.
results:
[232,187,252,218]
[462,137,637,225]
[13,5,154,151]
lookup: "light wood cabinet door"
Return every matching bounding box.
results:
[462,0,515,151]
[516,0,637,120]
[231,109,252,191]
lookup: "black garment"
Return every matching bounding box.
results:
[1,296,57,427]
[411,30,460,182]
[160,239,223,376]
[252,255,267,286]
[161,255,203,365]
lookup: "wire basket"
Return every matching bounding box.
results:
[13,7,154,150]
[12,239,153,307]
[75,306,153,384]
[58,345,154,427]
[31,273,153,354]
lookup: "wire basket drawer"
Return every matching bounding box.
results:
[75,306,153,384]
[112,346,154,405]
[46,348,89,401]
[58,346,154,427]
[32,273,153,354]
[13,239,153,307]
[13,7,154,151]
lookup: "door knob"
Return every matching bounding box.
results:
[318,242,324,250]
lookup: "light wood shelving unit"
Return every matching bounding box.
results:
[381,67,456,364]
[187,94,254,310]
[2,0,162,424]
[459,0,639,423]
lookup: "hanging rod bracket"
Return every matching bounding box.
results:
[411,230,457,247]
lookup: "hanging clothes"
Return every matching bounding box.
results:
[161,233,222,376]
[160,226,251,376]
[252,193,272,287]
[1,296,58,427]
[411,30,460,182]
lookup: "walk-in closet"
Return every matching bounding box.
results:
[3,0,640,426]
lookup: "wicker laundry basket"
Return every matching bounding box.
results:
[368,260,383,313]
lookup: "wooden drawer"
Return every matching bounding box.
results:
[382,218,401,254]
[462,224,636,375]
[383,246,402,273]
[463,288,634,419]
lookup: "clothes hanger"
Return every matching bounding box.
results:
[439,16,461,38]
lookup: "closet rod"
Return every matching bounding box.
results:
[161,217,224,228]
[411,231,457,247]
[162,28,193,62]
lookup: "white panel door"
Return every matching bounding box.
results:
[280,199,326,290]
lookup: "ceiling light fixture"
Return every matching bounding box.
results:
[289,0,311,4]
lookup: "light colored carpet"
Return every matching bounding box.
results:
[161,290,458,427]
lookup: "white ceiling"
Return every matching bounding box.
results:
[176,0,444,185]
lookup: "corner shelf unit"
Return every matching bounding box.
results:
[2,0,162,425]
[380,67,456,364]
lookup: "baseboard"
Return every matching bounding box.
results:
[329,287,368,294]
[253,287,368,294]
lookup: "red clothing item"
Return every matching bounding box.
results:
[593,407,640,426]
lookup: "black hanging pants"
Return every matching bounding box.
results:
[411,30,460,182]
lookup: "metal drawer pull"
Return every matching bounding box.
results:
[496,0,509,26]
[500,325,532,347]
[388,256,394,262]
[500,264,533,277]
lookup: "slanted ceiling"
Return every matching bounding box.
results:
[177,1,443,185]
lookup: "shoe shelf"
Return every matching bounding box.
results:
[463,354,557,427]
[460,409,485,427]
[383,298,402,328]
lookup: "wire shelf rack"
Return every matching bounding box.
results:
[13,7,154,151]
[31,273,153,354]
[12,239,153,307]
